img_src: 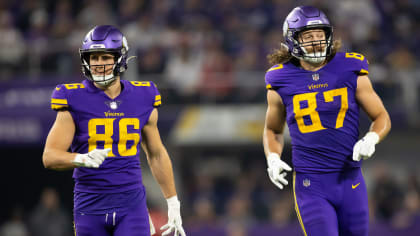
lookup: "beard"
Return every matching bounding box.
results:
[301,43,327,65]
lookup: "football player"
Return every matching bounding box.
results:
[43,25,185,236]
[263,6,391,236]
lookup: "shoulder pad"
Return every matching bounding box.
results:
[265,64,284,89]
[130,81,161,107]
[340,52,369,75]
[51,84,69,110]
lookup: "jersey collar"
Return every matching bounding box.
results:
[83,79,133,98]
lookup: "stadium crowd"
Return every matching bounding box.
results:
[1,0,420,235]
[1,0,419,122]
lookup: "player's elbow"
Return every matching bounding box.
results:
[148,148,170,165]
[42,149,56,169]
[264,125,283,139]
[148,152,163,162]
[385,110,391,133]
[147,143,168,159]
[380,109,391,130]
[42,151,52,169]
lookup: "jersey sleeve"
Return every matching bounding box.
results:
[344,52,369,75]
[129,80,161,108]
[50,84,69,111]
[150,82,161,108]
[265,64,284,90]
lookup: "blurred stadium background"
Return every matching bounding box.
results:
[0,0,419,235]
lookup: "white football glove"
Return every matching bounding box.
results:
[72,148,111,168]
[266,153,292,190]
[353,132,380,162]
[160,196,186,236]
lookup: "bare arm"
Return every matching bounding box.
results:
[42,111,78,170]
[141,109,177,199]
[356,75,391,142]
[263,90,287,157]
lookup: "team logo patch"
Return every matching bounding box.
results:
[303,178,311,187]
[105,101,121,110]
[312,73,320,81]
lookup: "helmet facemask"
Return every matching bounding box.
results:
[85,62,117,86]
[295,28,332,64]
[81,52,120,86]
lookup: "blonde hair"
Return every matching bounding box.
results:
[267,39,342,66]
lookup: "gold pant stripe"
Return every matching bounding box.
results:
[293,171,308,236]
[73,221,76,236]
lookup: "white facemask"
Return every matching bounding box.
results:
[301,47,327,64]
[91,74,116,86]
[83,59,117,86]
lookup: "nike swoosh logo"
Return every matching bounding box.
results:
[352,183,360,189]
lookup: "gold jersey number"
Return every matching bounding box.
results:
[293,87,348,133]
[88,118,140,157]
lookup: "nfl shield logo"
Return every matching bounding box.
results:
[312,73,320,81]
[303,178,311,187]
[110,101,118,110]
[105,101,121,110]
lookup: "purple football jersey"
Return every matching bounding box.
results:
[50,79,161,193]
[265,52,369,173]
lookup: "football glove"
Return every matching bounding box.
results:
[72,148,111,168]
[161,196,186,236]
[266,153,292,190]
[353,132,380,162]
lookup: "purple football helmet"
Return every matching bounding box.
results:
[79,25,129,86]
[282,6,333,63]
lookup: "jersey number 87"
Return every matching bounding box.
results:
[293,87,348,133]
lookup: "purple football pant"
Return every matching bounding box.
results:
[293,168,369,236]
[73,201,150,236]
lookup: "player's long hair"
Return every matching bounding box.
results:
[267,39,342,66]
